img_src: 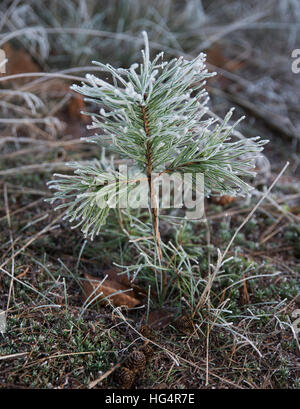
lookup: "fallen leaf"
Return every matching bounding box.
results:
[212,195,236,206]
[206,43,245,72]
[2,43,40,83]
[239,275,250,306]
[206,43,227,68]
[147,309,174,330]
[67,93,90,124]
[82,270,141,308]
[224,58,245,72]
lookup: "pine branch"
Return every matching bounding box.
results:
[47,31,268,295]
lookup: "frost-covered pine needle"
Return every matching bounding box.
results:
[47,31,267,240]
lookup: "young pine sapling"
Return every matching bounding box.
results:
[48,32,266,293]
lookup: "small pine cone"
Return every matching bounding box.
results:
[114,366,135,389]
[140,325,155,340]
[175,314,194,335]
[212,195,236,206]
[125,350,146,373]
[141,343,154,361]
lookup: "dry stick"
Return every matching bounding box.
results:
[1,138,84,159]
[0,67,110,88]
[0,352,28,361]
[1,351,99,376]
[0,162,69,176]
[260,221,290,245]
[0,184,48,196]
[17,66,106,92]
[264,193,299,222]
[19,351,99,371]
[0,158,131,177]
[88,363,122,388]
[1,266,60,304]
[259,214,283,243]
[0,72,88,83]
[4,184,15,311]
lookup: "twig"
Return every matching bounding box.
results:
[0,158,131,176]
[4,184,15,311]
[0,352,29,360]
[88,363,122,389]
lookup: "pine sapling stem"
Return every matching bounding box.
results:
[141,104,166,290]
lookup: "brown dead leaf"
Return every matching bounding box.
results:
[67,93,90,124]
[206,43,245,72]
[82,270,141,308]
[206,43,228,68]
[2,43,40,84]
[239,275,250,306]
[212,195,236,206]
[224,58,245,72]
[16,266,30,279]
[147,309,174,330]
[206,43,245,89]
